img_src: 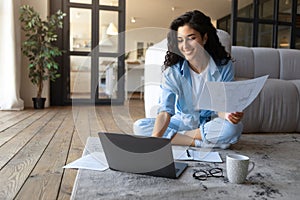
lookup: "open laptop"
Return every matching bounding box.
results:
[98,132,188,179]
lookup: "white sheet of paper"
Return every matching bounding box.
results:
[63,152,109,171]
[172,148,194,161]
[172,147,222,163]
[192,151,222,162]
[198,75,268,112]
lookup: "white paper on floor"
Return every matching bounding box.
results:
[63,152,109,171]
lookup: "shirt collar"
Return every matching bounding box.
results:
[180,57,219,77]
[180,60,190,77]
[208,57,219,78]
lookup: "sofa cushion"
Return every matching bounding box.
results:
[231,46,254,79]
[241,93,261,132]
[289,80,300,132]
[278,49,300,80]
[252,48,280,78]
[242,79,299,132]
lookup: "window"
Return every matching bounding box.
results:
[236,22,253,46]
[258,24,273,47]
[218,0,299,48]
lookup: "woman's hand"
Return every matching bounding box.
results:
[224,112,244,124]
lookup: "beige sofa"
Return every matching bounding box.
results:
[144,35,300,133]
[232,46,300,132]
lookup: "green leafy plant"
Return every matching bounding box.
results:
[19,5,66,99]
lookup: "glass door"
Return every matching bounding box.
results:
[63,0,125,104]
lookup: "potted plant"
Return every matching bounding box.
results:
[19,5,66,109]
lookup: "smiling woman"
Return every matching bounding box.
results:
[134,10,244,149]
[0,0,24,110]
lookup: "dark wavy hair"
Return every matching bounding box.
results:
[164,10,231,68]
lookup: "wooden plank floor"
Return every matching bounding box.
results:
[0,99,145,200]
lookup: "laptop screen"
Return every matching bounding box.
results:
[98,132,178,177]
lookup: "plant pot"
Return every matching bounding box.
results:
[32,98,46,109]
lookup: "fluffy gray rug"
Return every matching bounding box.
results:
[71,134,300,200]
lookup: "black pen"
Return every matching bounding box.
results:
[186,149,191,157]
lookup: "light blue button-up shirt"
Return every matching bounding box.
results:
[158,57,234,129]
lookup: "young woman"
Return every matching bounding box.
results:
[134,10,244,149]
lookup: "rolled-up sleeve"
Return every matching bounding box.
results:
[157,86,176,116]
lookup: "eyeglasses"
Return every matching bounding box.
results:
[193,167,224,181]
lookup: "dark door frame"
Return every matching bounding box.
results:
[50,0,126,105]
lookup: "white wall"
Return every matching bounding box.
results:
[125,28,168,61]
[124,28,168,93]
[20,0,49,108]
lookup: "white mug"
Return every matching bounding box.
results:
[226,154,255,184]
